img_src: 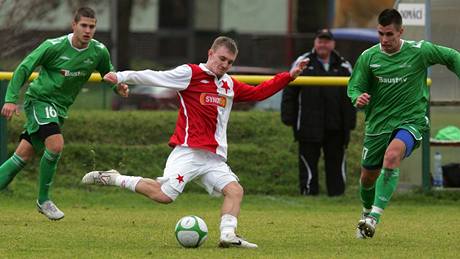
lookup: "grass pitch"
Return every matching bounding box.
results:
[0,181,459,258]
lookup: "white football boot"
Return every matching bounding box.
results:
[81,169,120,186]
[37,200,65,220]
[218,233,258,248]
[357,216,377,238]
[356,212,369,239]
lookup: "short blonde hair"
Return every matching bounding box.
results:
[211,36,238,54]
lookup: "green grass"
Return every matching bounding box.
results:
[0,180,459,258]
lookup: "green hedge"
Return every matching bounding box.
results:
[6,111,364,195]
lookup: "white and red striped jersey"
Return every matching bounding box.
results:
[116,63,293,160]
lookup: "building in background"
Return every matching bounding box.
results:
[0,0,458,101]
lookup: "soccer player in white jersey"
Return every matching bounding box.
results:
[82,36,308,248]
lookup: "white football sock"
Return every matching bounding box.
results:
[371,205,384,216]
[220,214,237,239]
[115,175,142,192]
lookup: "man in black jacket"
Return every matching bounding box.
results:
[281,29,356,196]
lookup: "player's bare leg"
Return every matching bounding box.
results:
[218,182,257,248]
[135,178,173,204]
[82,171,172,204]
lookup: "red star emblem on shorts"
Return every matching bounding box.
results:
[176,174,184,184]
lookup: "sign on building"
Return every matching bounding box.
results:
[398,3,426,26]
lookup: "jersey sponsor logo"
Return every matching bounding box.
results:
[200,93,227,107]
[200,79,210,84]
[60,69,87,77]
[370,64,381,68]
[376,76,408,84]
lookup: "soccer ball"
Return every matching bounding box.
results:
[174,215,208,248]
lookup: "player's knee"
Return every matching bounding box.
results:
[44,136,64,154]
[383,149,401,167]
[145,181,174,204]
[223,182,244,199]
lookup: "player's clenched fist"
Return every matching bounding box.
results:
[104,72,118,84]
[356,93,371,108]
[117,83,129,97]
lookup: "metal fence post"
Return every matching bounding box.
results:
[422,106,431,192]
[0,80,7,164]
[422,0,432,192]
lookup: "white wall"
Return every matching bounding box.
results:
[1,0,288,34]
[221,0,288,34]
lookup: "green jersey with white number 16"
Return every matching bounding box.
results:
[5,33,114,118]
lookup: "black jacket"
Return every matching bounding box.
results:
[281,49,356,144]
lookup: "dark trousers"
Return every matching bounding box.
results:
[298,130,346,196]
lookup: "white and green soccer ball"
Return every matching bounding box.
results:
[174,215,208,248]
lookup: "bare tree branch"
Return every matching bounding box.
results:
[0,0,61,59]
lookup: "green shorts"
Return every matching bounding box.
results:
[23,99,64,135]
[361,125,424,169]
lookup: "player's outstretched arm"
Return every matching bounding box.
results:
[1,103,20,120]
[233,59,309,103]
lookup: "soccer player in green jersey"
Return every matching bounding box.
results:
[0,7,128,220]
[348,9,460,238]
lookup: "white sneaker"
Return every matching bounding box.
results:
[81,169,120,186]
[218,233,258,248]
[37,200,65,220]
[356,227,366,239]
[357,216,377,238]
[356,212,369,239]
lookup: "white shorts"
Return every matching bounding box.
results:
[157,146,239,200]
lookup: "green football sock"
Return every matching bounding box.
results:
[359,181,375,211]
[370,168,400,222]
[0,153,26,190]
[38,149,61,204]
